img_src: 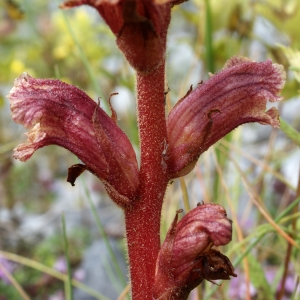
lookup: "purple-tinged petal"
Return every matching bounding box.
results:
[167,57,286,177]
[9,73,139,206]
[153,204,235,299]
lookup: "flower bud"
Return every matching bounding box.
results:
[153,204,236,299]
[61,0,180,73]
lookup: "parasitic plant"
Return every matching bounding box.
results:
[8,1,285,299]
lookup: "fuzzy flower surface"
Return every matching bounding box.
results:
[167,57,285,178]
[153,204,236,300]
[8,73,139,207]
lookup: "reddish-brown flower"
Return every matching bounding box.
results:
[8,73,139,207]
[167,57,286,178]
[61,0,183,73]
[153,204,236,300]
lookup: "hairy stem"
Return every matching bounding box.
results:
[125,64,169,299]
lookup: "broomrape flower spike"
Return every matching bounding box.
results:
[8,0,286,299]
[153,204,237,300]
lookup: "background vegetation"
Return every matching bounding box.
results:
[0,0,300,299]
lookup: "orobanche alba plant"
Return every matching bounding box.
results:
[8,0,285,299]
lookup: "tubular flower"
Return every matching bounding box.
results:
[153,204,236,300]
[167,57,286,178]
[61,0,183,73]
[8,73,139,207]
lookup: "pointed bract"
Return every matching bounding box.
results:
[167,57,286,177]
[9,73,139,206]
[153,204,236,300]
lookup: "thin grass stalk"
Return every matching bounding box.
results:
[277,242,293,300]
[219,139,294,191]
[0,261,30,300]
[195,167,210,204]
[280,117,300,147]
[275,197,300,221]
[117,284,131,300]
[61,10,106,108]
[231,196,300,256]
[61,214,73,300]
[277,159,300,300]
[211,147,251,300]
[0,250,109,300]
[179,177,191,212]
[290,277,299,300]
[278,212,300,224]
[230,154,300,249]
[255,129,278,206]
[195,285,203,300]
[230,196,300,261]
[81,178,127,290]
[204,0,214,73]
[0,140,21,154]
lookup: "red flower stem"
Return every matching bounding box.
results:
[125,63,169,299]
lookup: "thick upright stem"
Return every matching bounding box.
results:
[125,64,169,299]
